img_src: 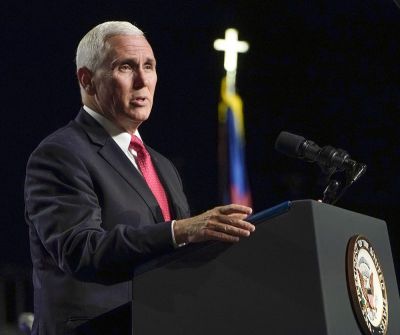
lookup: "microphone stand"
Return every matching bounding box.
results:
[321,160,367,205]
[322,179,340,204]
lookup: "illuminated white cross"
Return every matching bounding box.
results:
[214,28,249,73]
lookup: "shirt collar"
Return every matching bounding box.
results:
[83,105,141,152]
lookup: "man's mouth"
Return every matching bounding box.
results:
[131,97,147,106]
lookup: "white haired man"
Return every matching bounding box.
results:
[25,21,255,334]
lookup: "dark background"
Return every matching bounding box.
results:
[1,0,399,327]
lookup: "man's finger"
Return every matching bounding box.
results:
[227,213,251,220]
[208,222,251,237]
[218,204,252,216]
[215,215,255,232]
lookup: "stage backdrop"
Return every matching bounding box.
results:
[0,0,399,302]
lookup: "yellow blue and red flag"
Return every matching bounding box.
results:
[218,77,252,206]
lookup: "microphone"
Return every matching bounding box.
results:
[275,131,366,180]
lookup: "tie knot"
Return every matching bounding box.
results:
[130,135,145,153]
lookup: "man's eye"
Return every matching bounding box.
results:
[119,64,133,72]
[144,64,154,70]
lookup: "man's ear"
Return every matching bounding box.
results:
[77,67,96,95]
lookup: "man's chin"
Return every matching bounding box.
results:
[130,112,150,123]
[123,105,149,118]
[117,109,150,129]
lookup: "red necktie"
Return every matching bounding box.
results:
[130,135,171,221]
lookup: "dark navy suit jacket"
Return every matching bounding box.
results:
[24,109,190,334]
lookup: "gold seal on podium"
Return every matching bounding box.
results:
[346,235,388,335]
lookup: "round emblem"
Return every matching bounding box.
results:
[346,235,388,335]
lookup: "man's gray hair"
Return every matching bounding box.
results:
[76,21,144,71]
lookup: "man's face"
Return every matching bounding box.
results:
[91,34,157,132]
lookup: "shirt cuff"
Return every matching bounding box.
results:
[171,220,186,248]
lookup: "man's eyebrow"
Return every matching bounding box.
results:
[110,56,156,66]
[145,57,156,64]
[111,56,136,64]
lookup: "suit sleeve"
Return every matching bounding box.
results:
[25,141,175,284]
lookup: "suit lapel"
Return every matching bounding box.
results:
[74,109,164,223]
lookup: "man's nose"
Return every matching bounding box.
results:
[133,69,147,89]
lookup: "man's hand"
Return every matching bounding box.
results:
[173,204,255,244]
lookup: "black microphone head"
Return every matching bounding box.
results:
[275,131,305,158]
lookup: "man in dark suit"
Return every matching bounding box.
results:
[24,21,255,334]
